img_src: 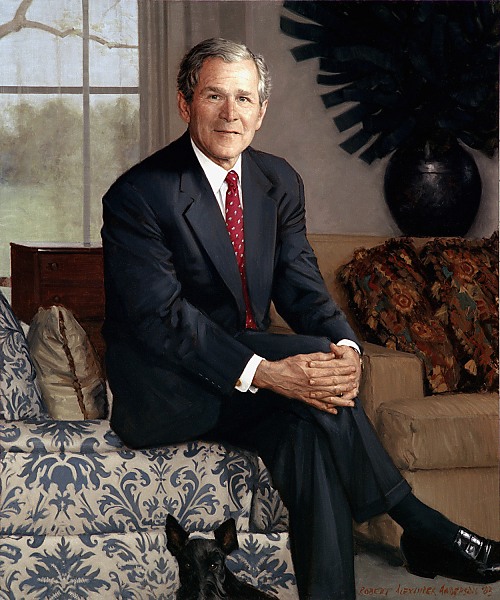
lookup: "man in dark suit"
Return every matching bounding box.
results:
[102,38,499,600]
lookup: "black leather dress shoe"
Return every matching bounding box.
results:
[400,528,500,584]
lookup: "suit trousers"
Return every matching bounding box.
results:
[203,332,410,600]
[106,332,411,600]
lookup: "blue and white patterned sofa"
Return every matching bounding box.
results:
[0,292,298,599]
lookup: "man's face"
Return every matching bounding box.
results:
[178,57,268,170]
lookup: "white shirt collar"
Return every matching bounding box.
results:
[190,138,242,196]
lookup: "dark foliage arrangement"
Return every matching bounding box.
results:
[281,1,499,164]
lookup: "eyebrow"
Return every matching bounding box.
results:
[203,85,256,98]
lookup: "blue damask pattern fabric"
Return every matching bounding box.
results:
[0,531,297,599]
[0,420,296,599]
[0,304,295,597]
[0,292,46,420]
[251,456,290,533]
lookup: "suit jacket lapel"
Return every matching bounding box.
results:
[181,147,245,314]
[180,136,278,326]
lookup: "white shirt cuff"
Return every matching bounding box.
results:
[337,339,361,354]
[235,354,264,393]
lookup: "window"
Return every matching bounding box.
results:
[0,0,139,282]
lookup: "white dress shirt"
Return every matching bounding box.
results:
[191,139,360,393]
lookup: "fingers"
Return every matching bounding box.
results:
[329,342,349,357]
[305,349,360,404]
[307,353,356,376]
[310,387,357,405]
[253,352,359,415]
[310,383,357,402]
[295,352,357,389]
[308,363,356,377]
[307,398,340,415]
[307,352,356,372]
[304,391,356,415]
[302,392,348,414]
[328,343,361,365]
[308,378,358,411]
[306,399,338,414]
[309,373,358,388]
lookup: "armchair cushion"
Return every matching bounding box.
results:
[377,393,499,471]
[421,234,499,392]
[0,291,46,420]
[338,239,460,394]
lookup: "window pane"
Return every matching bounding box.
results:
[0,95,84,273]
[89,0,139,87]
[90,94,140,242]
[0,0,83,86]
[1,0,24,21]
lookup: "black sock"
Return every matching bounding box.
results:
[388,493,460,548]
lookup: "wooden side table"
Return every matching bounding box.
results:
[10,242,105,361]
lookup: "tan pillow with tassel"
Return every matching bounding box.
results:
[27,306,107,420]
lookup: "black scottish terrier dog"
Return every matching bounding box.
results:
[166,515,278,600]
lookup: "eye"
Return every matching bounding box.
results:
[209,561,218,571]
[238,96,249,103]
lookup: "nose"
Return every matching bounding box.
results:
[220,98,237,122]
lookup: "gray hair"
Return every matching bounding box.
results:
[177,38,272,106]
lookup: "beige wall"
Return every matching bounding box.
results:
[166,1,499,238]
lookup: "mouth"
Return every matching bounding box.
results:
[215,130,240,135]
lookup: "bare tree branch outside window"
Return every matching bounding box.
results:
[0,0,137,49]
[0,0,139,282]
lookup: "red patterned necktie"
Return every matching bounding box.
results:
[225,170,257,330]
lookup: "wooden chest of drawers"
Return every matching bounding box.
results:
[10,243,105,360]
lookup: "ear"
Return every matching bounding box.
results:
[214,518,238,555]
[255,99,268,132]
[177,91,191,125]
[165,514,190,556]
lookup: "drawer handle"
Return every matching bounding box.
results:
[52,295,61,303]
[49,262,59,271]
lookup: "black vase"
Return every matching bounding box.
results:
[383,134,482,237]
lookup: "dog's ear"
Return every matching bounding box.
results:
[214,518,238,555]
[165,514,190,556]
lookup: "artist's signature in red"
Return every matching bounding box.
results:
[358,584,495,597]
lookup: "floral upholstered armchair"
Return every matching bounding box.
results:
[0,292,298,599]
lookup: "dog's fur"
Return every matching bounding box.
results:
[166,515,277,600]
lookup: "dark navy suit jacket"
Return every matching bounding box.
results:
[102,132,360,446]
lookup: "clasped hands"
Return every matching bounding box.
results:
[253,343,362,414]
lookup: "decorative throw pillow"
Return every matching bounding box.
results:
[338,239,460,394]
[0,291,47,420]
[27,306,108,420]
[421,233,499,392]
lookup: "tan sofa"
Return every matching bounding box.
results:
[272,233,499,550]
